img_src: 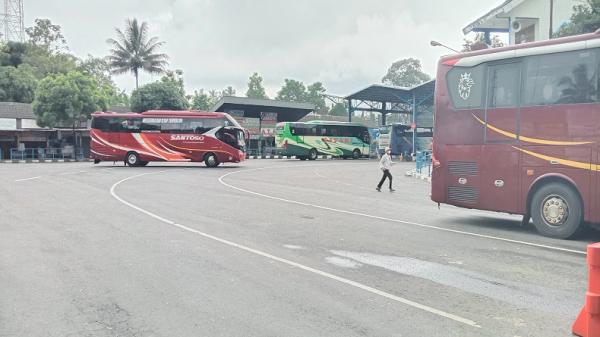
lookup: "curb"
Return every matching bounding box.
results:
[247,155,335,160]
[0,159,92,164]
[405,169,432,183]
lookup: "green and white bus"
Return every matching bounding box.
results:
[275,121,371,160]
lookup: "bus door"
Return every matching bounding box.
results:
[480,62,522,212]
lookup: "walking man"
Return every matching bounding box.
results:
[376,147,395,192]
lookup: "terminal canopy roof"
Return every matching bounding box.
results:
[345,80,435,107]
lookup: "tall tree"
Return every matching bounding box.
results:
[306,82,327,113]
[106,18,169,89]
[22,47,77,79]
[25,19,68,53]
[555,0,600,37]
[209,89,221,105]
[190,89,212,110]
[222,86,236,97]
[77,55,129,108]
[33,71,107,154]
[0,41,28,67]
[276,79,306,102]
[382,58,431,87]
[130,81,188,112]
[246,72,268,99]
[329,102,347,117]
[0,65,38,103]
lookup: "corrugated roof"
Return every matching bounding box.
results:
[211,96,314,112]
[345,80,435,104]
[0,102,35,119]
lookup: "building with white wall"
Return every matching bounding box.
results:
[463,0,575,45]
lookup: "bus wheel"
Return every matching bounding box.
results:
[126,152,141,167]
[204,153,220,168]
[352,149,361,160]
[93,159,101,164]
[530,182,583,239]
[308,149,318,161]
[298,156,307,161]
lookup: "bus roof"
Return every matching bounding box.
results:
[440,29,600,68]
[91,110,228,119]
[303,120,367,127]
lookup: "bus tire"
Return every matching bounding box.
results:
[204,153,220,168]
[93,159,101,164]
[308,149,318,161]
[298,156,307,161]
[352,149,361,159]
[139,161,149,167]
[530,182,583,239]
[126,152,141,167]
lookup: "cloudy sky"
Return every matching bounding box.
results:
[26,0,500,97]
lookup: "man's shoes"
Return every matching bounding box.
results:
[389,188,395,192]
[376,187,381,192]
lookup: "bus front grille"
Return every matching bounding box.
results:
[448,186,478,204]
[448,161,478,176]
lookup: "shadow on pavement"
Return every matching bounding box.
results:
[447,215,600,243]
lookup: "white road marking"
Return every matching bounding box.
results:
[110,171,481,329]
[218,166,587,256]
[59,170,88,176]
[14,176,42,182]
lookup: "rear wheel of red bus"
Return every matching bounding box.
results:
[204,153,220,168]
[530,182,584,239]
[126,152,141,167]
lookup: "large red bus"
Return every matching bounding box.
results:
[432,30,600,239]
[90,110,246,167]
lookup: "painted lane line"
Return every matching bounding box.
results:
[219,167,586,256]
[110,171,480,329]
[15,176,42,182]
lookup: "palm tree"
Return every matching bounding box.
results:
[106,18,169,89]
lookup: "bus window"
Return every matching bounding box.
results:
[91,118,109,131]
[447,63,485,109]
[109,118,124,132]
[488,63,520,108]
[523,49,597,106]
[121,119,142,132]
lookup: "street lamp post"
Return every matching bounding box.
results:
[430,40,460,53]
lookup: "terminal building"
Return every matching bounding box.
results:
[0,98,315,160]
[464,0,574,45]
[0,102,90,160]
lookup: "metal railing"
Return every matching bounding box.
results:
[10,148,68,160]
[415,150,432,177]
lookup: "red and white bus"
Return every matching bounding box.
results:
[432,30,600,239]
[90,110,246,167]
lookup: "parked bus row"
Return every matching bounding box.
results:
[90,110,435,167]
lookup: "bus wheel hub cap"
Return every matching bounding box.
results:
[128,155,136,164]
[543,197,567,225]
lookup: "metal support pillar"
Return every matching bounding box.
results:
[412,93,417,155]
[347,99,353,122]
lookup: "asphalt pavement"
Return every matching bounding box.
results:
[0,159,593,337]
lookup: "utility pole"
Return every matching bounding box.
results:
[1,0,25,42]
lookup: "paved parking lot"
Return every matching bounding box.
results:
[0,159,594,336]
